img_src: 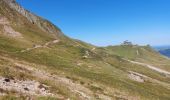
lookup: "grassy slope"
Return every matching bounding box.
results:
[0,1,170,99]
[105,45,170,71]
[1,41,168,100]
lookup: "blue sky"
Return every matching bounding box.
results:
[16,0,170,46]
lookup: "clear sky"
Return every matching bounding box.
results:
[16,0,170,46]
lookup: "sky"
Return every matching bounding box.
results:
[16,0,170,46]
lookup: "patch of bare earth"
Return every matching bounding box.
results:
[128,71,146,82]
[0,77,54,96]
[0,56,141,100]
[0,16,22,37]
[128,71,170,89]
[14,63,93,100]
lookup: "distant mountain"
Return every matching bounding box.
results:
[159,49,170,58]
[153,45,170,51]
[153,46,170,58]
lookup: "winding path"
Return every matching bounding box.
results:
[123,58,170,75]
[20,40,60,53]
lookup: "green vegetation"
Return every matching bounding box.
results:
[0,0,170,99]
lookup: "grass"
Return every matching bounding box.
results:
[105,45,170,71]
[0,41,169,100]
[0,1,170,99]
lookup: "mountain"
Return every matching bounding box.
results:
[0,0,170,100]
[159,49,170,58]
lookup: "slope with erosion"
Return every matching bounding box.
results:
[2,39,170,99]
[0,0,170,99]
[2,37,170,99]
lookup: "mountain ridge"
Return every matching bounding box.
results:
[3,0,63,37]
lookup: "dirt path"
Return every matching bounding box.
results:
[128,71,170,89]
[20,40,60,53]
[123,58,170,75]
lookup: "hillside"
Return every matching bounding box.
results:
[104,43,170,71]
[0,0,170,100]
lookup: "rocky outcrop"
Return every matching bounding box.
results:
[0,16,22,37]
[3,0,63,37]
[0,77,54,96]
[128,71,145,82]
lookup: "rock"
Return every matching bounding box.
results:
[129,73,144,83]
[82,56,88,59]
[128,71,145,83]
[4,78,10,82]
[0,76,54,96]
[0,16,22,37]
[24,87,29,91]
[3,25,22,37]
[52,40,60,43]
[3,0,62,36]
[38,84,48,90]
